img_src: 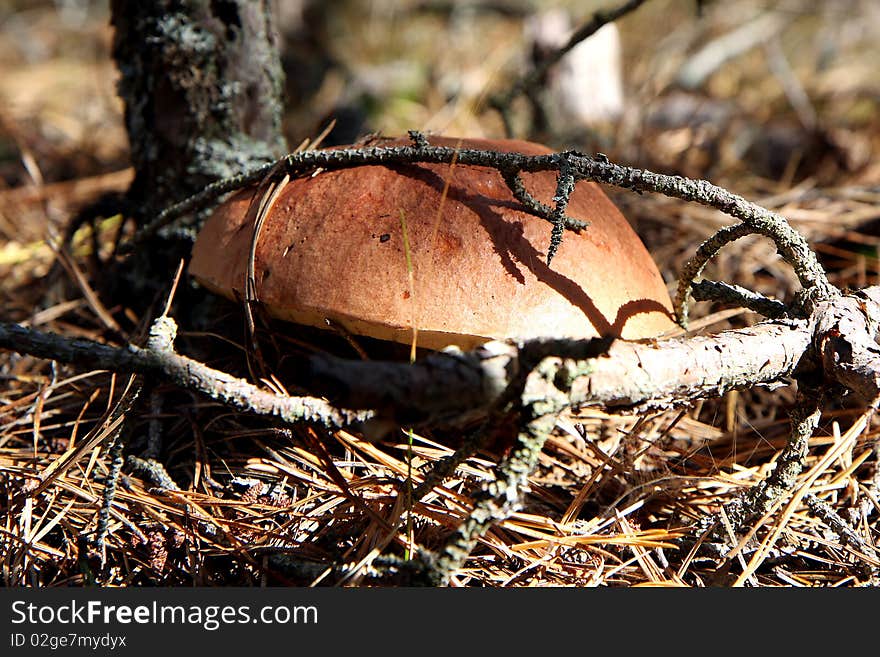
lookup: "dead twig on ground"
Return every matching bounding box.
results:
[5,142,880,584]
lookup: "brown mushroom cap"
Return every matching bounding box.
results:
[189,136,676,350]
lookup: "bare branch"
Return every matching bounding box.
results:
[488,0,649,125]
[547,160,576,264]
[127,143,834,311]
[723,391,823,529]
[499,165,588,232]
[305,321,811,423]
[8,284,880,437]
[427,354,575,585]
[676,222,760,326]
[691,280,791,319]
[803,493,874,555]
[0,319,371,430]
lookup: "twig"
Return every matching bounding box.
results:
[676,11,787,90]
[0,318,371,431]
[722,390,823,530]
[547,160,576,263]
[125,143,833,305]
[499,164,587,231]
[488,0,649,131]
[691,280,791,319]
[412,426,491,502]
[425,354,576,584]
[764,36,817,131]
[803,492,875,556]
[305,322,811,421]
[7,284,880,434]
[676,223,766,327]
[0,312,814,430]
[126,455,181,492]
[93,385,140,555]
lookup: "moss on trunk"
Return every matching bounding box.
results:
[111,0,287,215]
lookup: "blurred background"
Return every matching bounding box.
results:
[2,0,879,319]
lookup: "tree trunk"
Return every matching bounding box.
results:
[110,0,287,216]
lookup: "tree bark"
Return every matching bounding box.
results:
[110,0,287,215]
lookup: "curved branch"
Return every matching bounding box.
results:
[676,222,756,326]
[128,144,833,308]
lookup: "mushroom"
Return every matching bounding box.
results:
[189,136,676,351]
